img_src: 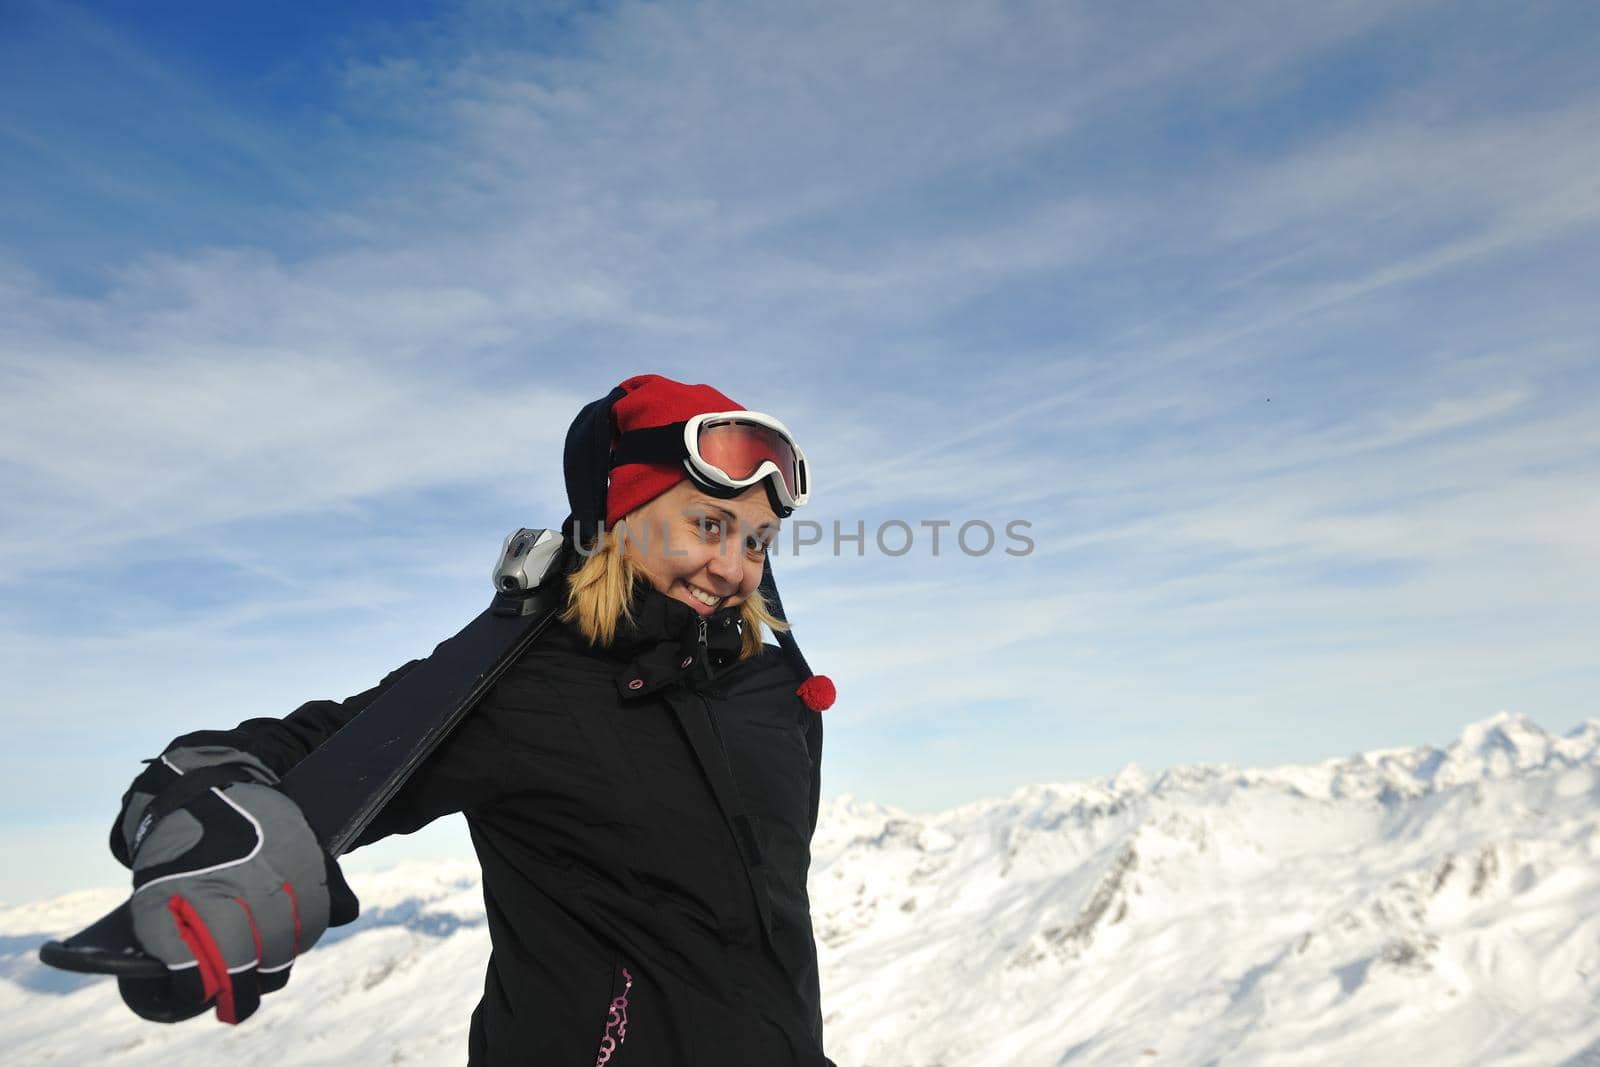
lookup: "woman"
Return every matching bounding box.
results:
[109,374,838,1066]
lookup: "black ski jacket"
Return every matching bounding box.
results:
[167,584,833,1066]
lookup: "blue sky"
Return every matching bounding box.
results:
[2,0,1598,901]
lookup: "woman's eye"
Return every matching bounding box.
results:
[745,534,770,559]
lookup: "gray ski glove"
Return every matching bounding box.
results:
[111,746,359,1024]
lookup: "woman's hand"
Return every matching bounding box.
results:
[112,746,359,1023]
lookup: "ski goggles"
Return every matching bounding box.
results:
[612,411,810,512]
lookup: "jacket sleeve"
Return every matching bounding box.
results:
[162,661,423,778]
[152,658,516,851]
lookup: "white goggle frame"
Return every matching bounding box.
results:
[680,410,810,510]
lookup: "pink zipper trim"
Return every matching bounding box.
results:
[594,966,633,1066]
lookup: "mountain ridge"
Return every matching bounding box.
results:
[4,712,1597,1066]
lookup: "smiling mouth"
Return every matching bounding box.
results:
[684,584,725,609]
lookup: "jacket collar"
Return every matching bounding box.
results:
[611,584,744,700]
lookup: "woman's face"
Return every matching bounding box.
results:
[624,480,779,616]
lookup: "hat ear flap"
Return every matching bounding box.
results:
[758,555,835,711]
[563,385,628,551]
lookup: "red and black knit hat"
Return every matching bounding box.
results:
[605,374,744,526]
[561,374,835,712]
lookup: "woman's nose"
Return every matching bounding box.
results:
[706,545,743,587]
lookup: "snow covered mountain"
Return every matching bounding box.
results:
[4,712,1598,1066]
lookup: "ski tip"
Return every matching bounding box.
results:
[37,901,169,978]
[38,937,165,977]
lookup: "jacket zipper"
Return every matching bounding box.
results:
[698,618,715,683]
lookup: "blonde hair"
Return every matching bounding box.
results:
[561,518,789,658]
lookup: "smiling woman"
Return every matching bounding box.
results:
[569,481,785,636]
[99,373,839,1066]
[562,375,798,654]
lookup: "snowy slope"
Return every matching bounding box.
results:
[4,712,1598,1066]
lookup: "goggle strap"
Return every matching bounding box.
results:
[609,423,684,469]
[762,477,794,519]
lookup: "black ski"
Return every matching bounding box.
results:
[39,529,569,979]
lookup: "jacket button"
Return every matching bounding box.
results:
[680,656,693,668]
[627,678,644,690]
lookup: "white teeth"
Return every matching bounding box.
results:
[686,585,723,607]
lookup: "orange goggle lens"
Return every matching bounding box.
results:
[695,419,804,501]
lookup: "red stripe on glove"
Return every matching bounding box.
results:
[282,881,302,956]
[168,895,237,1024]
[235,896,263,964]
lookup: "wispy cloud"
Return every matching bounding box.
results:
[2,0,1598,893]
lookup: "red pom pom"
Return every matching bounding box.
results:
[796,674,835,712]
